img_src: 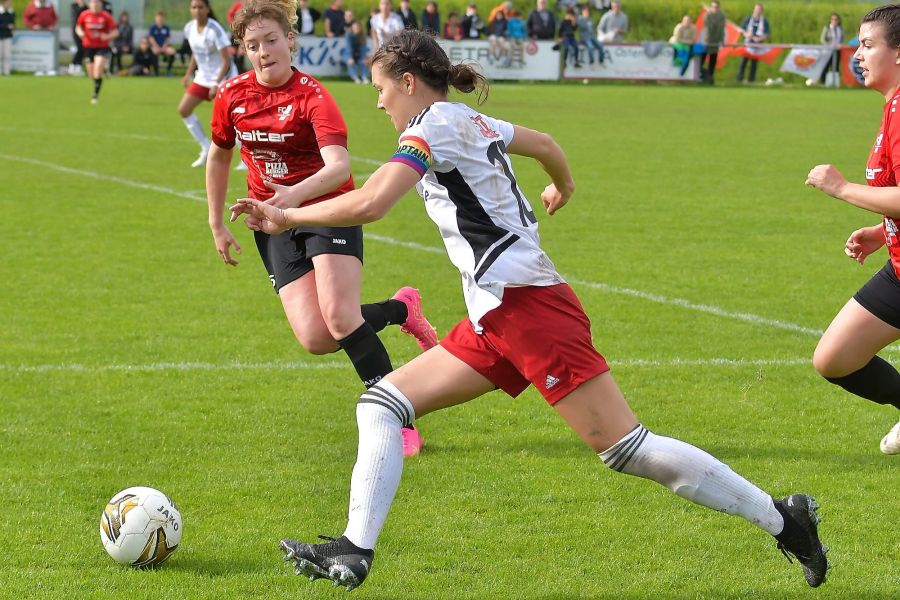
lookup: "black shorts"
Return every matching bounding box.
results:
[84,47,111,61]
[254,225,364,292]
[853,260,900,329]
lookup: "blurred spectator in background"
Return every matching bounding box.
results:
[25,0,57,74]
[558,7,580,68]
[396,0,417,30]
[149,10,177,76]
[577,4,604,67]
[111,10,133,74]
[699,0,725,84]
[421,1,440,36]
[818,12,843,87]
[296,0,320,35]
[736,2,769,83]
[323,0,345,36]
[69,0,86,75]
[123,35,156,76]
[596,0,627,42]
[461,3,483,39]
[488,8,508,64]
[669,14,696,77]
[24,0,57,30]
[345,19,369,83]
[488,1,513,26]
[371,0,404,46]
[0,0,13,76]
[226,1,247,72]
[443,11,462,40]
[527,0,556,40]
[507,8,526,61]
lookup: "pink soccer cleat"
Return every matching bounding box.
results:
[401,425,425,457]
[391,287,438,351]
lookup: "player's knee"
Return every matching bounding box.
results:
[295,332,338,355]
[320,309,362,341]
[812,342,853,378]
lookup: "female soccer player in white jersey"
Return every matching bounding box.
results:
[806,4,900,455]
[208,0,434,456]
[180,0,238,168]
[231,29,830,591]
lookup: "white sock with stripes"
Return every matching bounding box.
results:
[182,114,209,150]
[342,380,415,550]
[599,425,785,535]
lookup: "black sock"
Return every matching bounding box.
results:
[773,500,803,546]
[337,322,393,388]
[360,299,408,333]
[825,356,900,409]
[166,55,175,71]
[93,78,102,96]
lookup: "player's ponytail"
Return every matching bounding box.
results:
[232,0,299,42]
[373,29,489,104]
[862,4,900,47]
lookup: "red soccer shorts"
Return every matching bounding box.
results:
[187,82,213,101]
[440,283,609,405]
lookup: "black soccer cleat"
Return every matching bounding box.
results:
[775,493,830,587]
[280,535,374,591]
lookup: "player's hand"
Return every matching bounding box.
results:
[262,180,296,208]
[229,198,290,235]
[210,225,242,266]
[845,226,885,265]
[540,183,570,216]
[806,164,848,198]
[208,85,217,100]
[181,74,191,88]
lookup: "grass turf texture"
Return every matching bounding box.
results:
[0,77,897,598]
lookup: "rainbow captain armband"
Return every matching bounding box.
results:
[391,135,432,177]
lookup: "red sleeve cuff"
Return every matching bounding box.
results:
[317,133,347,148]
[212,134,235,150]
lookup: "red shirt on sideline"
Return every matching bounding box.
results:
[210,68,354,205]
[865,90,900,276]
[76,10,116,49]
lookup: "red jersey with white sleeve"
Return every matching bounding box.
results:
[210,68,354,204]
[866,90,900,276]
[77,10,116,49]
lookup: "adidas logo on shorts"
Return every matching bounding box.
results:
[545,374,560,389]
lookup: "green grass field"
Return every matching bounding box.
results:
[0,75,897,598]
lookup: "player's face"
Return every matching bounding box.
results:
[190,1,209,22]
[372,63,414,132]
[243,18,294,87]
[855,22,900,95]
[89,0,101,13]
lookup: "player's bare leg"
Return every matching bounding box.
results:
[814,298,900,453]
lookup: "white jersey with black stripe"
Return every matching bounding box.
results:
[391,102,564,331]
[184,18,236,88]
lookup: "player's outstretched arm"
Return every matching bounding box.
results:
[259,145,352,209]
[230,161,421,229]
[807,163,900,218]
[207,143,242,266]
[507,124,575,216]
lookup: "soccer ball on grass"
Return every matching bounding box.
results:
[99,486,182,567]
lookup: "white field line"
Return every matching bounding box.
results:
[0,357,818,374]
[4,153,830,340]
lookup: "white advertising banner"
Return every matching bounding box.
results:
[292,36,560,81]
[566,43,697,81]
[293,36,347,77]
[779,47,832,81]
[12,30,58,73]
[437,39,560,81]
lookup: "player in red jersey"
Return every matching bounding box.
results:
[75,0,117,104]
[806,4,900,455]
[206,0,434,455]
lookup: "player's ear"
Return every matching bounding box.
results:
[402,72,415,95]
[287,30,295,52]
